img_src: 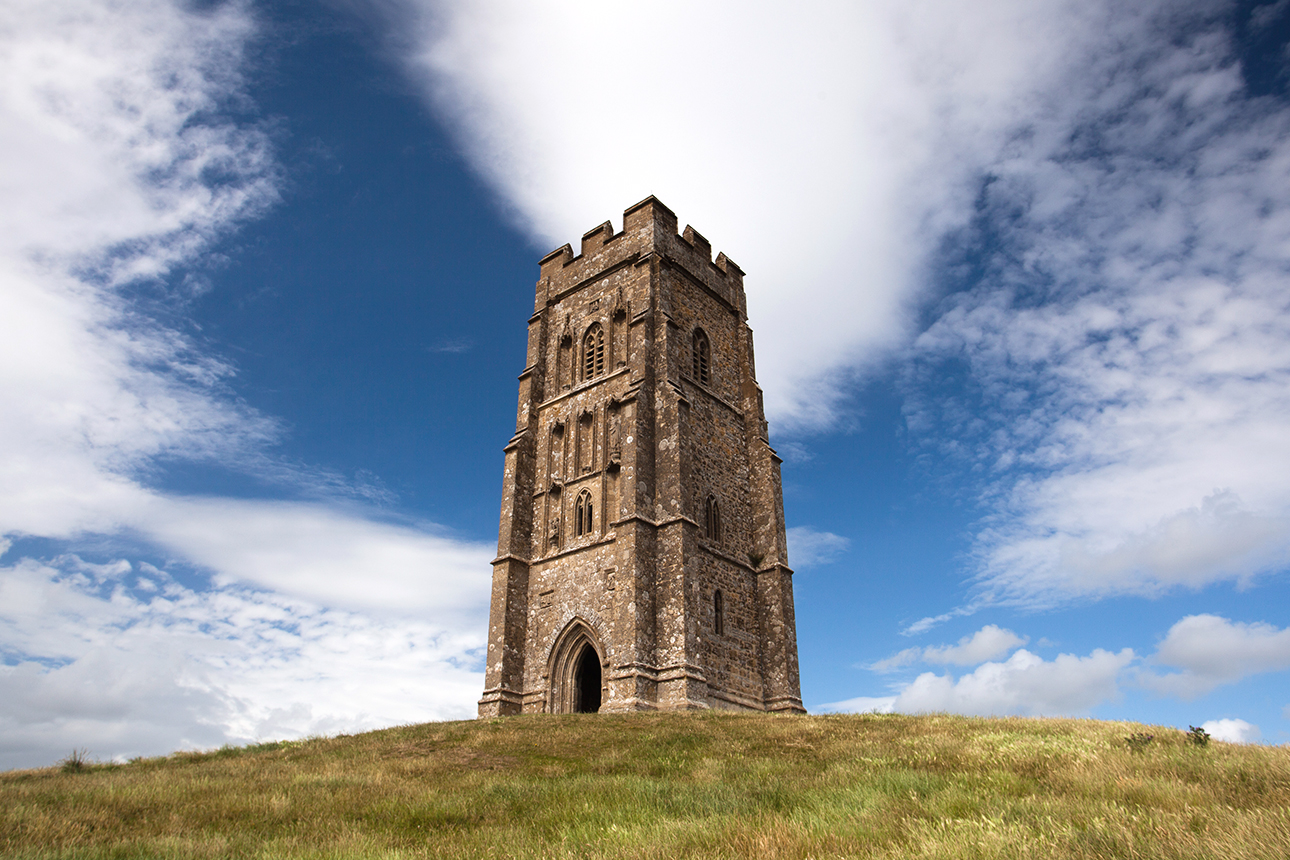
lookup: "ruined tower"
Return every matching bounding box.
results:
[478,197,804,716]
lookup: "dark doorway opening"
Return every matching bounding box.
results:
[574,644,602,713]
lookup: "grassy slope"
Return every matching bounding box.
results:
[2,712,1289,859]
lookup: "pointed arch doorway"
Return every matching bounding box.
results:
[549,620,606,714]
[573,643,602,713]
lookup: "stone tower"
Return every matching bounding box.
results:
[478,197,805,716]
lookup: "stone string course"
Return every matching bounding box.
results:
[478,196,805,716]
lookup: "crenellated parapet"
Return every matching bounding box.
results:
[535,196,747,320]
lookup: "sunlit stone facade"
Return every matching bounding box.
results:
[478,197,804,716]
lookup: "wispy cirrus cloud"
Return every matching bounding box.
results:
[907,3,1290,607]
[0,0,491,769]
[0,0,281,542]
[870,624,1027,672]
[0,0,279,274]
[426,336,473,354]
[786,526,850,568]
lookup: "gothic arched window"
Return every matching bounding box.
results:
[713,589,725,635]
[574,489,594,538]
[692,328,710,385]
[582,323,605,381]
[704,494,721,543]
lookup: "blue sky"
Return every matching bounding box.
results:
[3,0,1290,769]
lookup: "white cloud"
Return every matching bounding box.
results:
[0,0,494,769]
[0,0,277,271]
[0,556,483,770]
[892,648,1134,716]
[871,624,1027,672]
[141,497,492,627]
[775,442,814,465]
[867,648,923,673]
[840,610,1290,720]
[0,497,493,770]
[1201,718,1261,744]
[389,0,1290,609]
[1141,614,1290,699]
[837,644,1133,717]
[1249,0,1289,30]
[0,0,280,542]
[388,0,1118,430]
[923,625,1028,666]
[863,614,1290,717]
[907,7,1290,604]
[786,526,850,568]
[903,608,977,636]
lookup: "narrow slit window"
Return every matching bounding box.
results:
[582,323,605,381]
[704,494,721,543]
[692,329,710,386]
[713,589,724,635]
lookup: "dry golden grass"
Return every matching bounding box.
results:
[2,712,1288,859]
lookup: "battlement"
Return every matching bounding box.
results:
[536,197,746,316]
[581,220,614,256]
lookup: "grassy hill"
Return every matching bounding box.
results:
[3,712,1289,859]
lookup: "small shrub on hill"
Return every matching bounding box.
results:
[1125,731,1154,753]
[58,749,90,774]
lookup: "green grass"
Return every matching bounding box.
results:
[3,712,1289,858]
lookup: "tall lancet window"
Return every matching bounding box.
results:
[582,323,605,381]
[704,494,721,543]
[692,328,710,385]
[713,589,725,635]
[574,489,594,538]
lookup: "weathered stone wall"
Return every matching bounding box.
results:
[478,196,804,718]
